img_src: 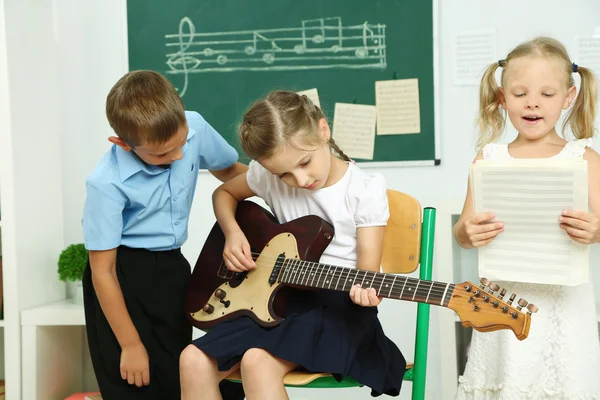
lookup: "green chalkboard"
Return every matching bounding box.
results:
[127,0,438,166]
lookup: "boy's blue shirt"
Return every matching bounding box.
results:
[83,111,238,251]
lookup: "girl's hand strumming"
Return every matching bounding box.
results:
[223,231,256,272]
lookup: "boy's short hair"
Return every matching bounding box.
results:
[106,70,186,146]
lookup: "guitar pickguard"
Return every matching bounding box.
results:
[189,232,301,326]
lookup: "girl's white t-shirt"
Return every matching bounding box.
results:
[246,160,389,268]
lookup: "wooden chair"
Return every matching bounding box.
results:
[226,190,436,399]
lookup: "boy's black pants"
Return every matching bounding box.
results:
[83,246,245,399]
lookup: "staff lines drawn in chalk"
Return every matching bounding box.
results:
[164,16,387,96]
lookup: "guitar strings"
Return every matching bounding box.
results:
[226,251,506,300]
[214,252,529,317]
[225,251,493,299]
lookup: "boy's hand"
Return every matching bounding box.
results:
[120,342,150,387]
[463,212,504,247]
[350,284,382,307]
[559,209,600,244]
[223,231,256,272]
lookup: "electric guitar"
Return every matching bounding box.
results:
[185,201,536,340]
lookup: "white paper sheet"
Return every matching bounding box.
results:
[332,103,377,160]
[576,34,600,77]
[375,78,421,135]
[296,88,321,110]
[454,30,496,86]
[470,159,589,286]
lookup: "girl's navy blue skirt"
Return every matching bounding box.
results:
[192,289,406,397]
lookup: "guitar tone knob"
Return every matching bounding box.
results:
[215,289,227,299]
[527,304,539,315]
[203,303,214,314]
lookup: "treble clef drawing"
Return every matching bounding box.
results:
[166,17,200,96]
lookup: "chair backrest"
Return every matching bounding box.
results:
[382,189,436,400]
[382,189,422,274]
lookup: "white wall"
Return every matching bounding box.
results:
[50,0,600,398]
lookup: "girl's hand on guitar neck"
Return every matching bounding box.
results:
[223,230,257,272]
[350,284,382,307]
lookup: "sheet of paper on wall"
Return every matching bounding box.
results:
[375,78,421,135]
[470,159,589,286]
[296,88,321,110]
[332,103,376,160]
[576,33,600,76]
[454,30,496,86]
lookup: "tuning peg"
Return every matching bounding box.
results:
[479,277,490,289]
[507,293,516,305]
[517,298,528,311]
[499,288,507,299]
[527,303,539,315]
[488,282,500,292]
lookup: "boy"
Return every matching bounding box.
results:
[82,70,246,399]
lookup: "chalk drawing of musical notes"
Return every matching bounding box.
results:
[165,16,387,96]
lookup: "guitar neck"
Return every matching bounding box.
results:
[277,258,454,307]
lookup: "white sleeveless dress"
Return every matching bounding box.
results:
[456,139,600,400]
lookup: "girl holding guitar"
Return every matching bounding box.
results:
[180,90,406,399]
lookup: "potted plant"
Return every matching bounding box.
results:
[57,244,88,304]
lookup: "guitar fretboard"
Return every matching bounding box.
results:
[276,258,454,307]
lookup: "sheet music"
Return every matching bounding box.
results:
[454,30,496,86]
[297,88,321,109]
[332,103,377,160]
[470,159,589,286]
[576,34,600,77]
[375,78,421,135]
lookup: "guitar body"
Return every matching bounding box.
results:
[185,201,334,330]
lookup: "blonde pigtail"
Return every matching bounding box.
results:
[565,66,598,139]
[476,62,505,151]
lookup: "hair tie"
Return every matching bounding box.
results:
[572,62,579,73]
[498,59,507,68]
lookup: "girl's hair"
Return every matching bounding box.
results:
[477,36,597,150]
[239,90,351,162]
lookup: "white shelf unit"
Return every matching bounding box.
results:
[0,1,68,398]
[21,301,94,400]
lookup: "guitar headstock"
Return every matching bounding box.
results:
[447,278,537,341]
